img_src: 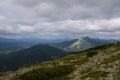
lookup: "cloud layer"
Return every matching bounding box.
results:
[0,0,120,39]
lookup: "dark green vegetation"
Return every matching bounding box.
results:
[86,50,98,57]
[0,46,29,62]
[18,65,74,80]
[81,71,109,79]
[0,72,3,76]
[0,45,67,71]
[0,46,29,55]
[116,71,120,77]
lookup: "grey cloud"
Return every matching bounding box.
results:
[13,0,120,20]
[13,0,42,7]
[0,0,120,39]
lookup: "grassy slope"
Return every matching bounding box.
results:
[0,42,120,80]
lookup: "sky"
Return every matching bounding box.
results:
[0,0,120,39]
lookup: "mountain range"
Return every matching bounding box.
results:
[0,38,33,51]
[51,37,118,52]
[0,41,120,80]
[0,37,118,71]
[0,37,117,51]
[0,37,70,51]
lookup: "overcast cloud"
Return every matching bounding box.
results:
[0,0,120,39]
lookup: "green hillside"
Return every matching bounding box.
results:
[0,42,120,80]
[0,45,67,71]
[0,46,29,61]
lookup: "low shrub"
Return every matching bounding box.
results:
[86,50,98,57]
[19,65,74,80]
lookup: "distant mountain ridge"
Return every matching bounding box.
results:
[0,37,118,71]
[0,37,117,51]
[0,37,70,51]
[52,37,118,52]
[0,37,33,51]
